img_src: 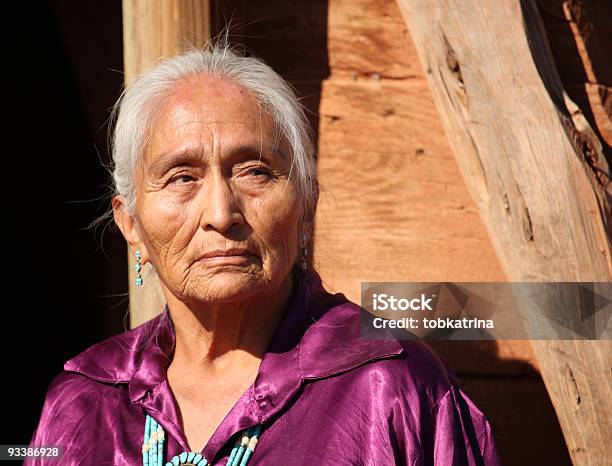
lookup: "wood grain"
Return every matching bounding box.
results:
[396,0,612,463]
[122,0,211,83]
[315,78,507,293]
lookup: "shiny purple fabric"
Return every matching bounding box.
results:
[27,269,500,465]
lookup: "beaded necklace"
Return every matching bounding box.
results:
[142,414,262,466]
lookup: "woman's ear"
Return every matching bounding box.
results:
[310,180,320,220]
[112,195,149,261]
[303,180,320,226]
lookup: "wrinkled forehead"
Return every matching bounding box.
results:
[141,76,291,169]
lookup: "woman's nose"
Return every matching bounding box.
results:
[200,174,244,233]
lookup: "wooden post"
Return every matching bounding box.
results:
[395,0,611,464]
[122,0,212,328]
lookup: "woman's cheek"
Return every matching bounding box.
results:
[140,194,193,248]
[250,193,299,239]
[263,198,301,266]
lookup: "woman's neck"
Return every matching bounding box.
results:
[163,271,294,376]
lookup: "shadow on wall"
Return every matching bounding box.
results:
[533,0,612,165]
[212,0,331,149]
[429,341,572,465]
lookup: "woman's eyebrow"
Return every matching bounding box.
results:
[148,149,204,173]
[227,144,288,162]
[148,143,288,173]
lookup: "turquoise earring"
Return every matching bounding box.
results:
[135,249,143,286]
[299,233,309,270]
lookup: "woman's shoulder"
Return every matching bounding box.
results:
[382,339,456,389]
[27,367,141,461]
[31,313,169,427]
[297,301,500,463]
[61,312,171,384]
[28,371,116,448]
[339,337,459,410]
[29,321,155,444]
[41,370,110,410]
[359,349,500,465]
[322,330,499,464]
[307,292,457,406]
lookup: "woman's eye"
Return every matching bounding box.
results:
[247,167,270,178]
[171,174,195,184]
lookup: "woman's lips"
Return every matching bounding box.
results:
[197,249,256,265]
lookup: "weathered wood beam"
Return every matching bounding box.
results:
[395,0,611,464]
[122,0,212,328]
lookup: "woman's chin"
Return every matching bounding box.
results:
[184,270,269,303]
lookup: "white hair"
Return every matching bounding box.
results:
[109,42,318,220]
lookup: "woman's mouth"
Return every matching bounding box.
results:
[197,248,257,265]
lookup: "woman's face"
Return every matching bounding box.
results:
[121,76,303,304]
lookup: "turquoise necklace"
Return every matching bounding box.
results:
[142,413,262,466]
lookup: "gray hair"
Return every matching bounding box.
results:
[110,43,318,221]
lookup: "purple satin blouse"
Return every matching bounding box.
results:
[27,269,500,465]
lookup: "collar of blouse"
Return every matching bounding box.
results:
[63,268,405,455]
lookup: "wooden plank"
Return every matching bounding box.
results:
[327,0,419,79]
[395,0,612,463]
[318,0,508,295]
[122,0,212,327]
[315,78,507,297]
[122,0,211,83]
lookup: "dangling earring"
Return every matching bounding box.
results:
[135,249,143,286]
[299,233,310,270]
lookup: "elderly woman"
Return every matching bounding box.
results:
[27,45,500,466]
